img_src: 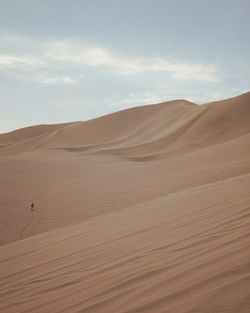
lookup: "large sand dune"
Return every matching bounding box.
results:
[0,92,249,312]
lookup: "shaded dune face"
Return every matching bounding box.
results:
[0,92,249,313]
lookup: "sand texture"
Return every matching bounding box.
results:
[0,92,249,312]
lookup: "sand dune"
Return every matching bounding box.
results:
[0,92,249,312]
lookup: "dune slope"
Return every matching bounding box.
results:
[0,173,249,313]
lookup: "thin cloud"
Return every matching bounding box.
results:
[40,76,76,85]
[0,35,219,83]
[0,54,44,68]
[45,41,219,81]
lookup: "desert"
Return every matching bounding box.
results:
[0,92,249,312]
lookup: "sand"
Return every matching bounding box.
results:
[0,92,249,312]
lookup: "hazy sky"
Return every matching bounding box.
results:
[0,0,249,133]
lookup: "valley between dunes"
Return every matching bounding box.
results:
[0,92,249,312]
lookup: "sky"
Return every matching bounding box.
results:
[0,0,249,133]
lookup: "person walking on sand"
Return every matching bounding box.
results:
[30,202,34,212]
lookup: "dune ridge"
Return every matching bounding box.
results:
[0,92,249,312]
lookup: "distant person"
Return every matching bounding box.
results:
[30,202,34,212]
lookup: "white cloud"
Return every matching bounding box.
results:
[40,76,76,84]
[44,42,218,81]
[0,35,219,83]
[0,54,44,68]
